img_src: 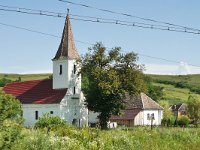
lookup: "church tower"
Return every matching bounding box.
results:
[52,13,80,92]
[52,13,88,127]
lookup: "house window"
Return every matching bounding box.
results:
[73,86,76,95]
[147,113,150,120]
[35,111,38,120]
[74,64,76,74]
[50,111,53,114]
[151,113,155,120]
[59,65,62,75]
[181,111,186,115]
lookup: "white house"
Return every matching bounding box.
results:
[3,14,88,127]
[110,93,163,126]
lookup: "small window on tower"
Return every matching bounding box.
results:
[74,86,76,95]
[59,65,62,75]
[35,111,38,120]
[74,64,76,74]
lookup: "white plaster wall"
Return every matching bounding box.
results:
[143,110,163,125]
[22,104,60,126]
[52,58,87,127]
[53,59,69,89]
[134,111,144,125]
[60,92,88,127]
[88,111,99,123]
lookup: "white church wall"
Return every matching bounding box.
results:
[22,104,60,126]
[60,92,88,127]
[53,59,69,89]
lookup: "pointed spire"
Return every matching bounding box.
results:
[53,12,80,60]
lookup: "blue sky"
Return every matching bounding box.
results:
[1,0,200,74]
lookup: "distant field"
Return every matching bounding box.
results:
[149,74,200,104]
[0,73,51,81]
[152,82,200,105]
[149,74,200,89]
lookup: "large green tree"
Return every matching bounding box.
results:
[187,95,200,125]
[81,43,145,128]
[0,91,22,124]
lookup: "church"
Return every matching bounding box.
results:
[3,14,88,127]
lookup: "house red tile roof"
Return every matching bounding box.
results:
[53,15,80,60]
[3,79,67,104]
[110,108,142,120]
[110,93,163,120]
[141,93,163,110]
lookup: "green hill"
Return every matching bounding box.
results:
[1,73,200,105]
[0,73,51,81]
[148,74,200,104]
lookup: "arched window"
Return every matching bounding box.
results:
[59,65,62,75]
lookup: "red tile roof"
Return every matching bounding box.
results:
[110,108,141,120]
[3,79,67,104]
[110,93,163,121]
[141,93,163,110]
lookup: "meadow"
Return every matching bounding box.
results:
[0,73,51,81]
[1,121,200,150]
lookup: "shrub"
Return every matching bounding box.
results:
[0,120,22,149]
[161,116,176,127]
[178,116,190,127]
[0,78,12,87]
[35,114,66,132]
[175,82,187,88]
[0,91,22,124]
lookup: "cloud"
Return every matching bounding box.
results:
[144,63,200,75]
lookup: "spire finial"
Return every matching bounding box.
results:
[67,8,69,16]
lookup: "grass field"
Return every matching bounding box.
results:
[149,74,200,104]
[2,123,200,150]
[0,73,51,81]
[149,74,200,87]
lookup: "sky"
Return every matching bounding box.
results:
[1,0,200,74]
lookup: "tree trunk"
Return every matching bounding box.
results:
[98,113,110,129]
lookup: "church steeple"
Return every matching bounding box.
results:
[53,13,80,60]
[52,13,81,89]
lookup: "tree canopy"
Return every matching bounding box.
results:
[0,91,22,124]
[81,42,145,128]
[187,95,200,125]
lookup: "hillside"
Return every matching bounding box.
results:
[0,73,51,81]
[1,73,200,105]
[148,74,200,104]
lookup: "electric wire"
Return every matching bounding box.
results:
[0,5,200,34]
[58,0,200,32]
[0,21,199,68]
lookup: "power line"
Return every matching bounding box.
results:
[0,5,200,35]
[58,0,200,32]
[0,21,200,68]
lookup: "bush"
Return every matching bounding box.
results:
[0,120,22,149]
[0,78,12,87]
[35,114,66,132]
[0,91,22,124]
[175,82,187,88]
[162,116,176,127]
[178,116,190,127]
